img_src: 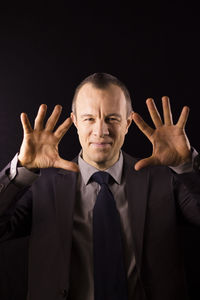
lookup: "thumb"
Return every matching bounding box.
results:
[54,158,79,172]
[134,156,157,171]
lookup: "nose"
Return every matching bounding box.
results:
[92,120,109,137]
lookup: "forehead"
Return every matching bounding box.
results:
[75,83,127,114]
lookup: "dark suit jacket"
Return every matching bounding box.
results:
[0,152,200,300]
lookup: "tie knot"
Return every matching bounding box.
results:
[92,171,110,185]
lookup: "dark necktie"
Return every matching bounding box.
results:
[92,171,128,300]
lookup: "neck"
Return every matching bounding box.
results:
[82,153,120,170]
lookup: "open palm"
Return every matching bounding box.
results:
[132,97,191,171]
[18,104,79,172]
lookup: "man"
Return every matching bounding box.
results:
[0,72,200,300]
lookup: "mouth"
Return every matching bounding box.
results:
[90,142,112,148]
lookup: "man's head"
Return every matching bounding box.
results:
[72,73,133,117]
[71,73,133,170]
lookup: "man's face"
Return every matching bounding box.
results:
[71,83,132,170]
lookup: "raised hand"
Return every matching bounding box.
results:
[132,96,191,171]
[18,104,79,172]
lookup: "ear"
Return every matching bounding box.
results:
[125,113,133,135]
[71,112,77,128]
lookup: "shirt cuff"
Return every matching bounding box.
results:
[9,153,40,187]
[169,148,198,174]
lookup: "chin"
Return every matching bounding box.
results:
[89,152,111,165]
[93,155,110,164]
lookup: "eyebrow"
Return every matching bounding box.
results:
[106,113,122,119]
[80,114,94,118]
[80,113,122,119]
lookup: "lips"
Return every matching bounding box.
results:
[90,142,112,148]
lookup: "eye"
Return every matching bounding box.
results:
[106,117,120,122]
[84,118,95,122]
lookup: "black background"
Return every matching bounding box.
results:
[0,2,200,299]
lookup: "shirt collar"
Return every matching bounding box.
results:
[78,151,123,185]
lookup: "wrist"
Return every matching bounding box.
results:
[170,148,199,174]
[18,155,37,171]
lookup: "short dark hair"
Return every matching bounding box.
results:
[72,72,133,117]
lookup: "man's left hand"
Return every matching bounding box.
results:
[132,96,191,171]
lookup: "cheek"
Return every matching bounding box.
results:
[77,126,91,141]
[112,128,127,147]
[113,125,126,138]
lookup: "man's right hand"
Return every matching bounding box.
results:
[18,104,79,172]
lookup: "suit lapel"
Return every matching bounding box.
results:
[123,153,149,273]
[55,169,78,262]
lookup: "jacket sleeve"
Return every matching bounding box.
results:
[0,162,32,241]
[173,170,200,226]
